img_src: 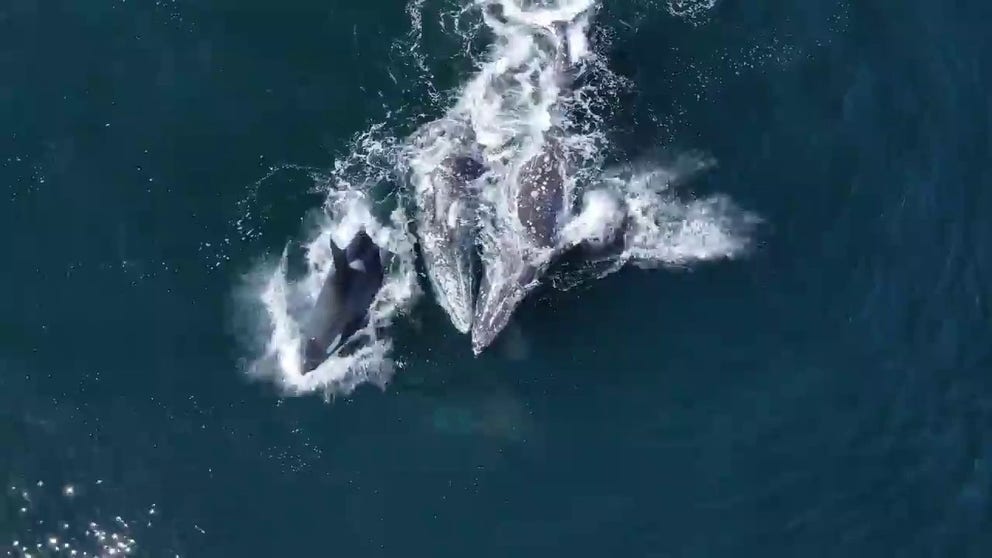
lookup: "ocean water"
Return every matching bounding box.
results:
[2,0,990,556]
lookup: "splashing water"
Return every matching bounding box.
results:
[606,156,760,267]
[666,0,719,21]
[240,0,758,396]
[551,153,759,289]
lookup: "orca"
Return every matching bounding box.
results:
[300,228,385,373]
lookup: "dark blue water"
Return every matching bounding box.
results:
[3,0,990,556]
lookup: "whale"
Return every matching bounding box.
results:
[409,119,486,333]
[469,23,585,354]
[471,131,569,355]
[300,228,385,373]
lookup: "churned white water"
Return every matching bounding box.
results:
[242,0,757,396]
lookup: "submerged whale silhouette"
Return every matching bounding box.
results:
[300,229,385,373]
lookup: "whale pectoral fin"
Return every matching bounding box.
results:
[324,333,343,356]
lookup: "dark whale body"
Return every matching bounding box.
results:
[300,229,385,373]
[516,137,566,248]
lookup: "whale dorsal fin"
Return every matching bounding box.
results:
[329,236,348,272]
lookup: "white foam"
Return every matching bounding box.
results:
[604,157,760,268]
[456,0,599,156]
[561,187,625,247]
[666,0,719,21]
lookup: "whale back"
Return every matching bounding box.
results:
[516,138,565,248]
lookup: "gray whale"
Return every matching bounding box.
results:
[471,133,568,355]
[410,120,486,333]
